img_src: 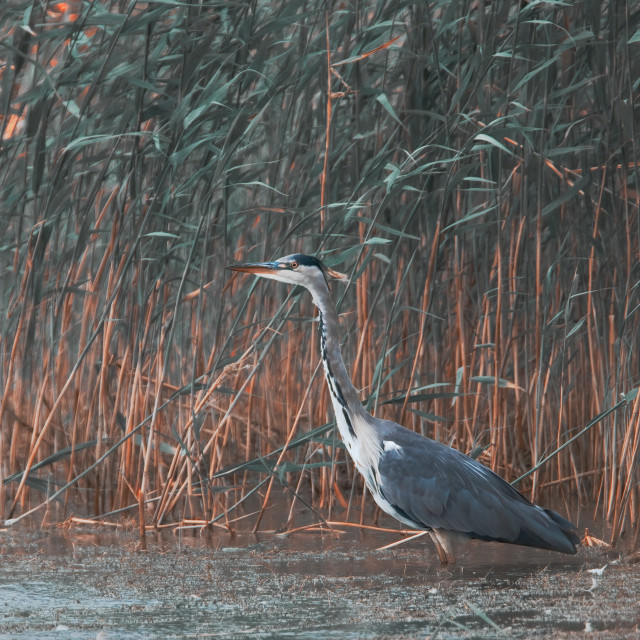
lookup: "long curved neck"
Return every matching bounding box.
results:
[307,278,383,480]
[308,281,366,427]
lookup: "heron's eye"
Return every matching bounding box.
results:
[290,261,299,269]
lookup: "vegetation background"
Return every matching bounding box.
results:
[1,0,639,547]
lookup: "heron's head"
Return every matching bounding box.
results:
[227,253,346,289]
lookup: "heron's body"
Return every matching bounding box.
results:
[228,253,580,563]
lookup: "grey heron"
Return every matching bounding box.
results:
[228,253,580,564]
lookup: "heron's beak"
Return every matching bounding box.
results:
[227,261,348,280]
[226,261,284,276]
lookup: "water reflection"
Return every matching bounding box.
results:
[2,521,589,572]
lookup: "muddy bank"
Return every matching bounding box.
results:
[0,526,636,639]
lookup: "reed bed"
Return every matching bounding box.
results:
[0,0,639,547]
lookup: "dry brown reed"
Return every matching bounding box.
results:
[0,1,639,547]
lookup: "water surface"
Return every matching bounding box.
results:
[0,524,636,639]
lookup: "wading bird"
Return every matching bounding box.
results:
[228,253,580,564]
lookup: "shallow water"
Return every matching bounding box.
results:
[0,524,638,639]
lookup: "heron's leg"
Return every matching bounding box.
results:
[429,529,456,565]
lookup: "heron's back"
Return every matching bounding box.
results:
[372,420,580,554]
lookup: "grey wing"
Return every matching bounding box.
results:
[376,426,578,553]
